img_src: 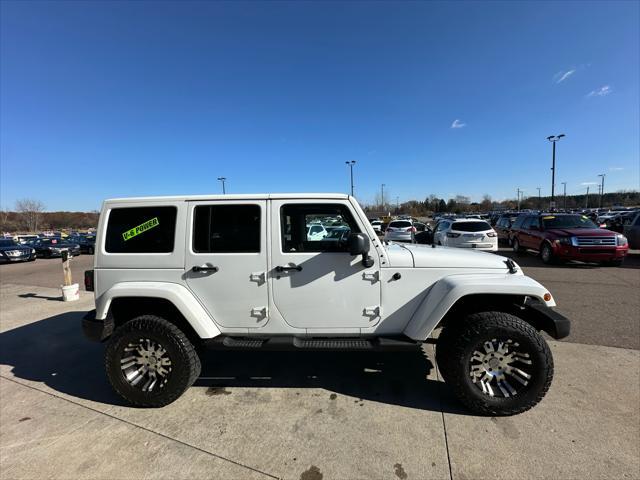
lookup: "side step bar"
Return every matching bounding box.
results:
[204,335,421,352]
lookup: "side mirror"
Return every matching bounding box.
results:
[348,232,370,255]
[347,233,374,268]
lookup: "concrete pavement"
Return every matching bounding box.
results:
[1,283,638,479]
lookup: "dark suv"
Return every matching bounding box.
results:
[511,214,629,266]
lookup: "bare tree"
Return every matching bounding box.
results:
[15,198,45,232]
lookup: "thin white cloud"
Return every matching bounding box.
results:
[451,119,466,129]
[581,182,598,186]
[587,85,612,97]
[609,166,624,171]
[554,69,576,83]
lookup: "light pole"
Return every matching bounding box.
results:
[547,134,566,210]
[381,184,385,212]
[517,188,522,211]
[537,187,541,209]
[217,177,226,194]
[396,196,400,213]
[598,174,605,208]
[561,182,567,210]
[345,160,356,196]
[585,186,590,209]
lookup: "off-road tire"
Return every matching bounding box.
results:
[105,315,201,407]
[540,242,556,264]
[436,311,553,416]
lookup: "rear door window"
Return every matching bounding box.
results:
[105,206,177,253]
[193,204,261,253]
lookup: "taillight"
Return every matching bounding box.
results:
[447,232,460,238]
[409,227,416,232]
[84,270,94,292]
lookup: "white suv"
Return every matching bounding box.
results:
[433,219,498,251]
[82,193,569,415]
[384,220,416,242]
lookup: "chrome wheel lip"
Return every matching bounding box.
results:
[120,338,172,392]
[542,245,551,262]
[469,338,533,398]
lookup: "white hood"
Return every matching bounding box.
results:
[385,242,511,270]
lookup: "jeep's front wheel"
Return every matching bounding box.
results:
[437,312,553,416]
[105,315,201,407]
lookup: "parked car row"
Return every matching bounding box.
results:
[0,233,96,264]
[370,210,636,267]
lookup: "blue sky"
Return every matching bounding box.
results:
[1,1,638,211]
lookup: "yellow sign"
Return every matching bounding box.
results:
[122,217,159,241]
[543,216,555,220]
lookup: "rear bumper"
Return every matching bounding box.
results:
[386,234,413,242]
[521,298,571,339]
[82,309,114,342]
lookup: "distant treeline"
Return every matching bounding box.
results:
[1,210,99,233]
[363,190,640,217]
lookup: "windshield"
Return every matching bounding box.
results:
[451,221,492,232]
[542,215,598,229]
[0,239,17,247]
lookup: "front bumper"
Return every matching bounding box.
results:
[521,297,571,339]
[552,243,628,262]
[0,253,35,262]
[82,309,114,342]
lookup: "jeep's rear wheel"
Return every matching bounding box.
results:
[436,311,553,416]
[105,315,201,407]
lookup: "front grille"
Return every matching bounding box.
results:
[576,236,616,246]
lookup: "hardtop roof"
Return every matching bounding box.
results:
[104,193,351,204]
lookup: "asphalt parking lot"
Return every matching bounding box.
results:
[1,251,639,479]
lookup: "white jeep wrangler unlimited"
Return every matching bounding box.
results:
[82,193,570,415]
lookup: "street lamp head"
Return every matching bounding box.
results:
[547,135,554,141]
[558,134,565,138]
[217,177,226,181]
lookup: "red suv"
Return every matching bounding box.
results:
[511,214,629,266]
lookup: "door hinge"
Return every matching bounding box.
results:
[250,306,268,319]
[363,305,381,318]
[249,272,266,285]
[362,271,379,283]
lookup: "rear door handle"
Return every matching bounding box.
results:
[275,265,302,272]
[192,265,219,273]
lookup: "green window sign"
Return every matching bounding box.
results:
[122,217,160,241]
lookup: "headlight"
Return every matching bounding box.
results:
[31,248,35,253]
[617,234,628,246]
[555,237,572,245]
[486,232,497,237]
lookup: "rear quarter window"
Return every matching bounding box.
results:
[105,206,177,253]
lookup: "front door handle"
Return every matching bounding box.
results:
[192,265,219,273]
[275,265,302,272]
